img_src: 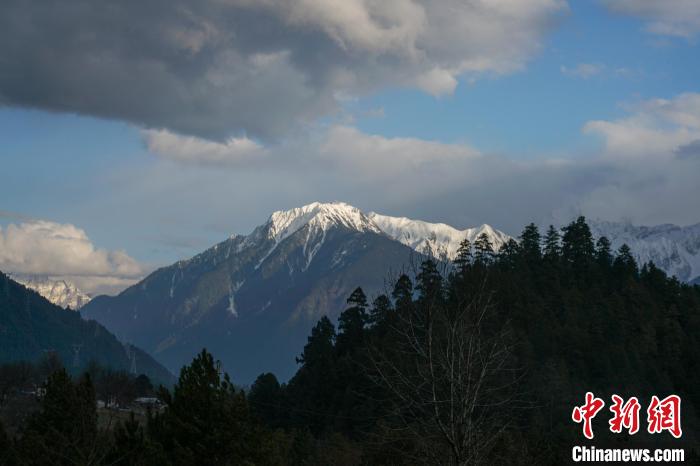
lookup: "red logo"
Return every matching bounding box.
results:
[609,395,641,435]
[647,395,682,438]
[572,392,605,439]
[573,393,682,439]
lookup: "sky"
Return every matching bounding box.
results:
[1,0,700,295]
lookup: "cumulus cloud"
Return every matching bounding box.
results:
[0,220,144,295]
[0,0,565,141]
[603,0,700,38]
[575,92,700,225]
[143,129,267,165]
[583,93,700,157]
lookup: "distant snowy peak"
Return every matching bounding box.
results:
[368,212,512,261]
[13,275,91,310]
[589,221,700,283]
[266,202,381,244]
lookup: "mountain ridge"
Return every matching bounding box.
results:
[81,202,700,383]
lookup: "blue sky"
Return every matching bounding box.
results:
[1,0,699,293]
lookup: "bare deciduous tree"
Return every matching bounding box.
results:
[367,277,519,465]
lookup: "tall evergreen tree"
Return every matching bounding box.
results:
[519,223,541,262]
[368,294,392,329]
[150,349,276,465]
[337,288,369,353]
[595,236,613,268]
[416,260,443,302]
[561,216,595,267]
[542,225,561,259]
[454,239,473,274]
[473,232,494,265]
[392,274,413,310]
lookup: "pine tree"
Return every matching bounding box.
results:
[454,239,473,274]
[17,369,99,464]
[519,223,541,262]
[337,288,369,354]
[473,232,494,265]
[248,372,284,428]
[416,260,442,302]
[613,243,638,277]
[392,274,413,310]
[498,239,520,268]
[297,317,336,366]
[595,236,613,268]
[368,294,392,328]
[561,216,595,267]
[150,349,271,465]
[542,225,561,259]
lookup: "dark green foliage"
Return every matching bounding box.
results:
[0,272,174,386]
[14,369,102,465]
[519,223,541,262]
[543,225,561,259]
[473,232,494,264]
[561,216,595,266]
[595,236,613,267]
[148,349,279,465]
[249,372,284,428]
[336,288,368,354]
[454,239,472,273]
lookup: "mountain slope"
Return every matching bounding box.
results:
[11,275,91,310]
[82,203,424,383]
[589,221,700,283]
[0,271,173,385]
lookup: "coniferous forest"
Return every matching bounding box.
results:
[1,217,699,465]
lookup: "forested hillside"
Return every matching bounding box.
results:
[2,218,698,465]
[0,272,173,386]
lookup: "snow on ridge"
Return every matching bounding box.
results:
[13,275,91,310]
[266,202,380,244]
[589,220,700,283]
[368,212,511,261]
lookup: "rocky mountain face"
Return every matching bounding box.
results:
[12,275,91,310]
[589,221,700,284]
[82,203,439,383]
[0,272,173,386]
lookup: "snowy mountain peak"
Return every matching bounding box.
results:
[368,212,511,262]
[589,220,700,283]
[12,275,91,310]
[266,202,380,244]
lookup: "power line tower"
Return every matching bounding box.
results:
[72,344,82,368]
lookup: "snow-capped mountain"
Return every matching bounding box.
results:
[82,202,425,382]
[369,212,511,262]
[12,275,91,310]
[589,221,700,284]
[81,201,699,383]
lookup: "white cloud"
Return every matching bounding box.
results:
[143,129,267,165]
[319,125,480,176]
[603,0,700,38]
[132,93,700,234]
[583,93,700,157]
[560,63,605,78]
[0,220,144,295]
